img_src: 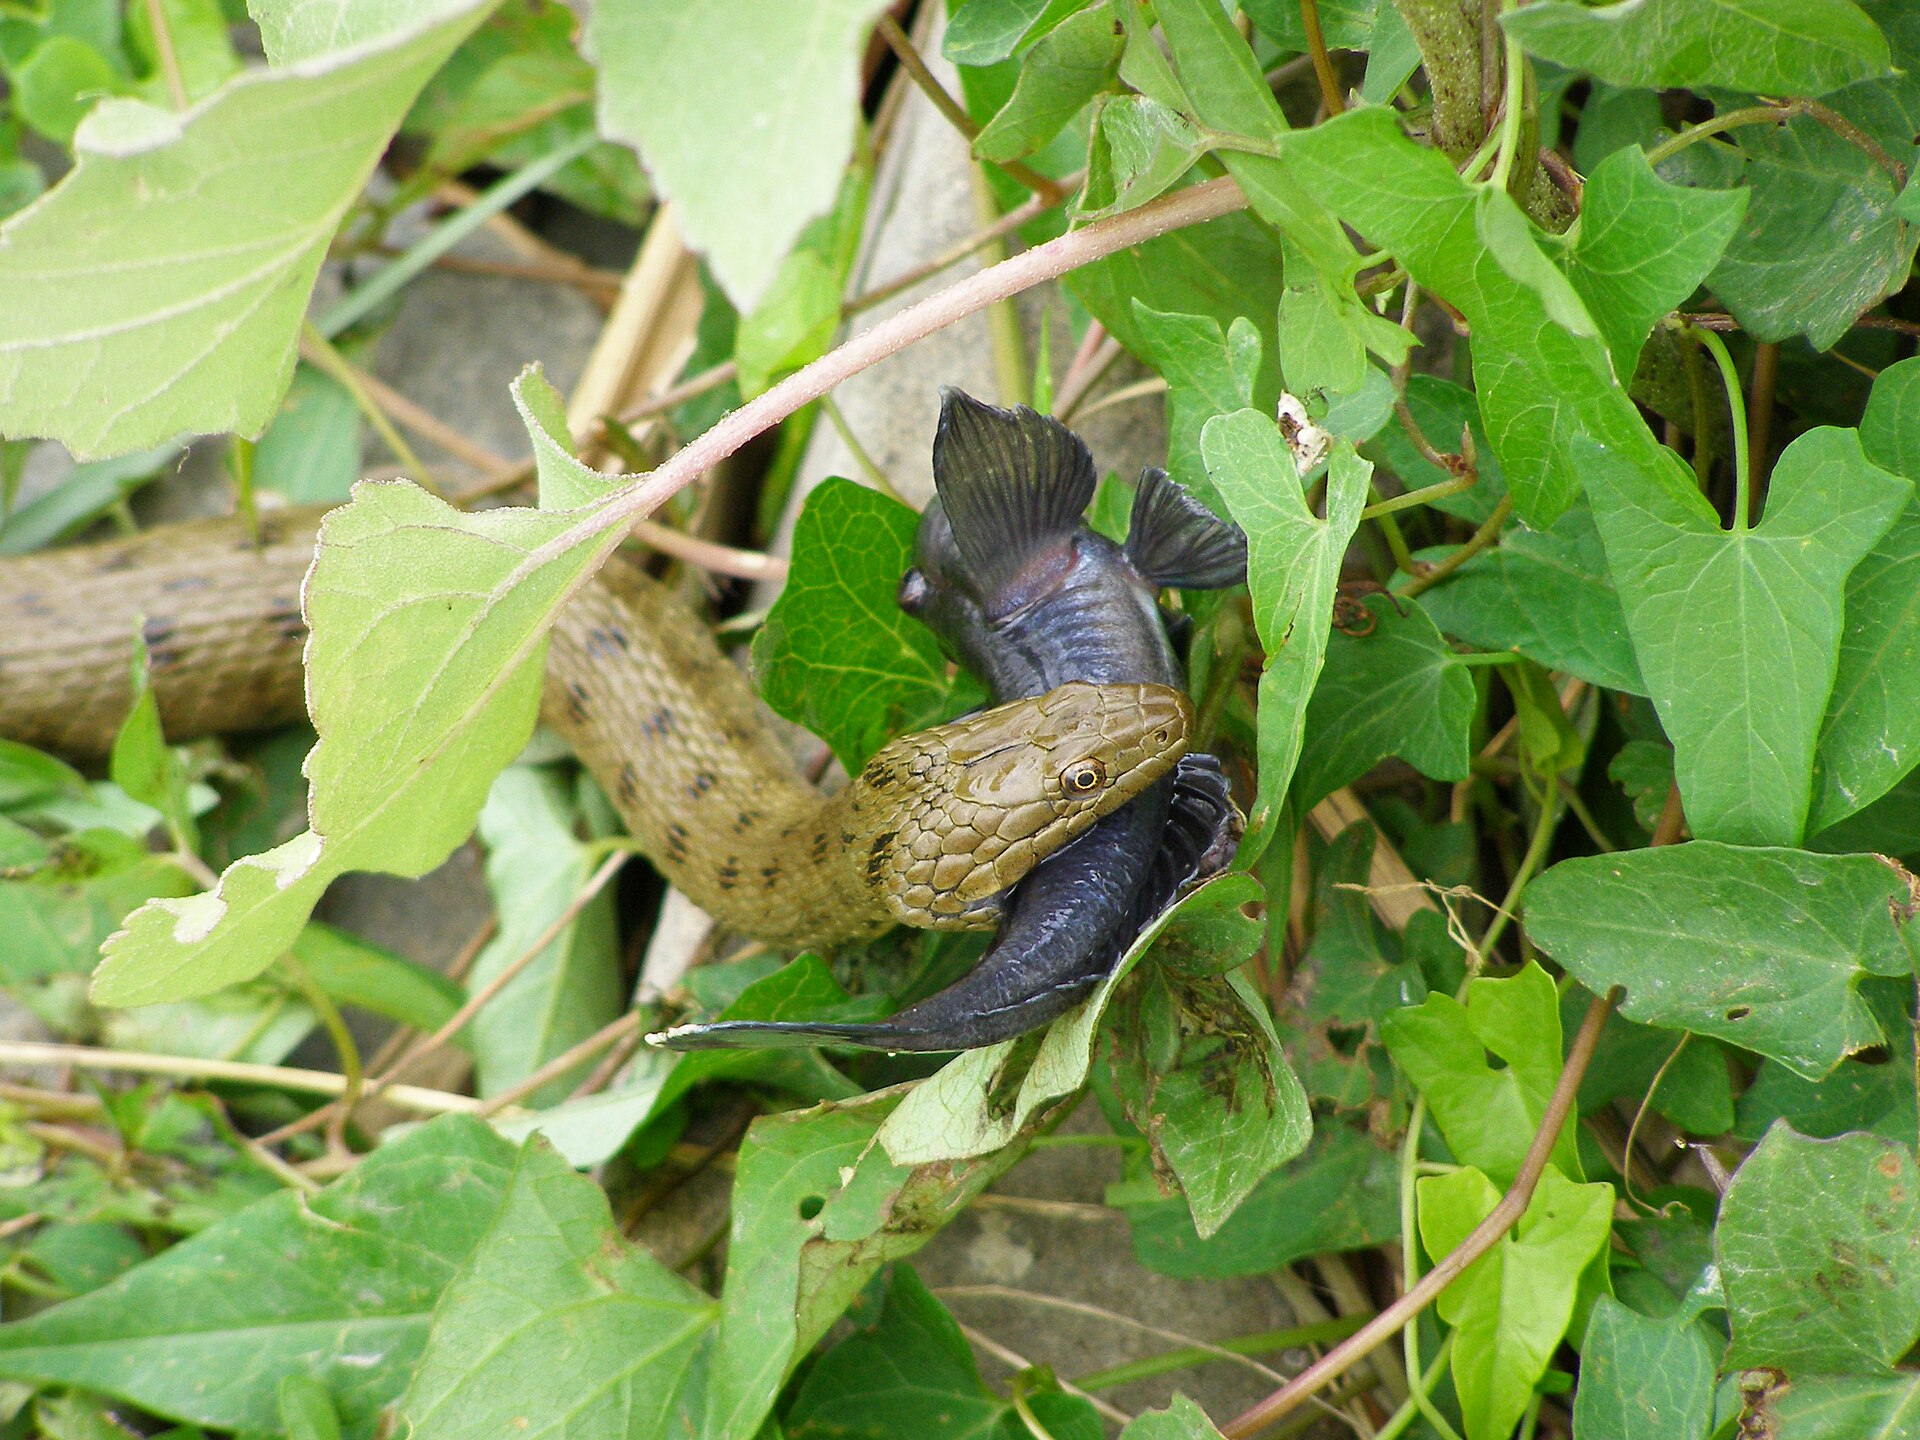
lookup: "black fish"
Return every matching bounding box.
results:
[656,391,1246,1053]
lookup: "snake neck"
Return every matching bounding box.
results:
[542,561,896,949]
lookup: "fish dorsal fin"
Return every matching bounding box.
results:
[1125,468,1249,590]
[932,388,1096,604]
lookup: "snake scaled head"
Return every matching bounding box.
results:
[853,681,1193,930]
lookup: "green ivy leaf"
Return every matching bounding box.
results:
[94,373,628,1007]
[1286,107,1662,525]
[1719,1123,1920,1374]
[1292,592,1475,813]
[752,477,964,772]
[1570,1297,1716,1440]
[1154,0,1407,384]
[943,0,1081,67]
[11,35,127,145]
[0,0,494,458]
[1558,147,1747,377]
[973,4,1122,163]
[1204,413,1368,850]
[0,827,193,983]
[1525,843,1919,1079]
[877,871,1264,1166]
[289,921,463,1036]
[0,1116,516,1434]
[1501,0,1891,94]
[402,1137,715,1439]
[1416,507,1644,695]
[1704,77,1920,350]
[1734,1054,1919,1147]
[588,0,889,307]
[1566,986,1734,1138]
[1365,374,1507,524]
[1417,1165,1614,1440]
[1812,356,1920,830]
[1241,0,1375,50]
[1583,427,1909,845]
[252,364,361,505]
[1382,961,1580,1188]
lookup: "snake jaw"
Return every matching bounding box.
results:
[857,681,1193,929]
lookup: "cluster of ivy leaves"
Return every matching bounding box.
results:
[0,0,1919,1437]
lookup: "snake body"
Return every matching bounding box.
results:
[0,505,1192,951]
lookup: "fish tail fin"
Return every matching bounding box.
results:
[932,387,1095,602]
[1125,468,1249,589]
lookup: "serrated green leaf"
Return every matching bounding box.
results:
[1417,507,1644,694]
[1570,1297,1716,1440]
[588,0,889,308]
[1502,0,1890,95]
[1383,961,1579,1188]
[0,0,494,458]
[1812,356,1920,830]
[1292,592,1475,812]
[1287,107,1662,526]
[877,871,1264,1166]
[95,426,628,1006]
[1583,427,1909,845]
[753,477,962,771]
[1203,412,1367,850]
[1418,1165,1614,1440]
[0,1115,515,1434]
[466,765,621,1104]
[973,4,1121,163]
[1718,1123,1920,1374]
[1559,147,1747,377]
[401,1137,714,1440]
[1526,843,1918,1079]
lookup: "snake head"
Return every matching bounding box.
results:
[854,681,1193,930]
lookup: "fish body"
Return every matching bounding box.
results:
[656,392,1247,1054]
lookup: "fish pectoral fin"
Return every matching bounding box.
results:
[1130,752,1243,933]
[932,388,1096,602]
[1125,467,1249,590]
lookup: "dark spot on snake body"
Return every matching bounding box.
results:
[733,810,760,834]
[141,617,176,650]
[811,831,830,861]
[664,822,689,862]
[267,597,304,642]
[840,830,854,845]
[147,646,183,671]
[761,862,781,883]
[616,763,640,803]
[687,770,716,799]
[95,549,138,572]
[862,760,897,789]
[641,707,674,738]
[13,591,51,618]
[584,625,629,659]
[716,857,740,890]
[160,574,210,593]
[563,681,591,722]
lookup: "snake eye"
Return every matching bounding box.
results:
[1062,758,1106,795]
